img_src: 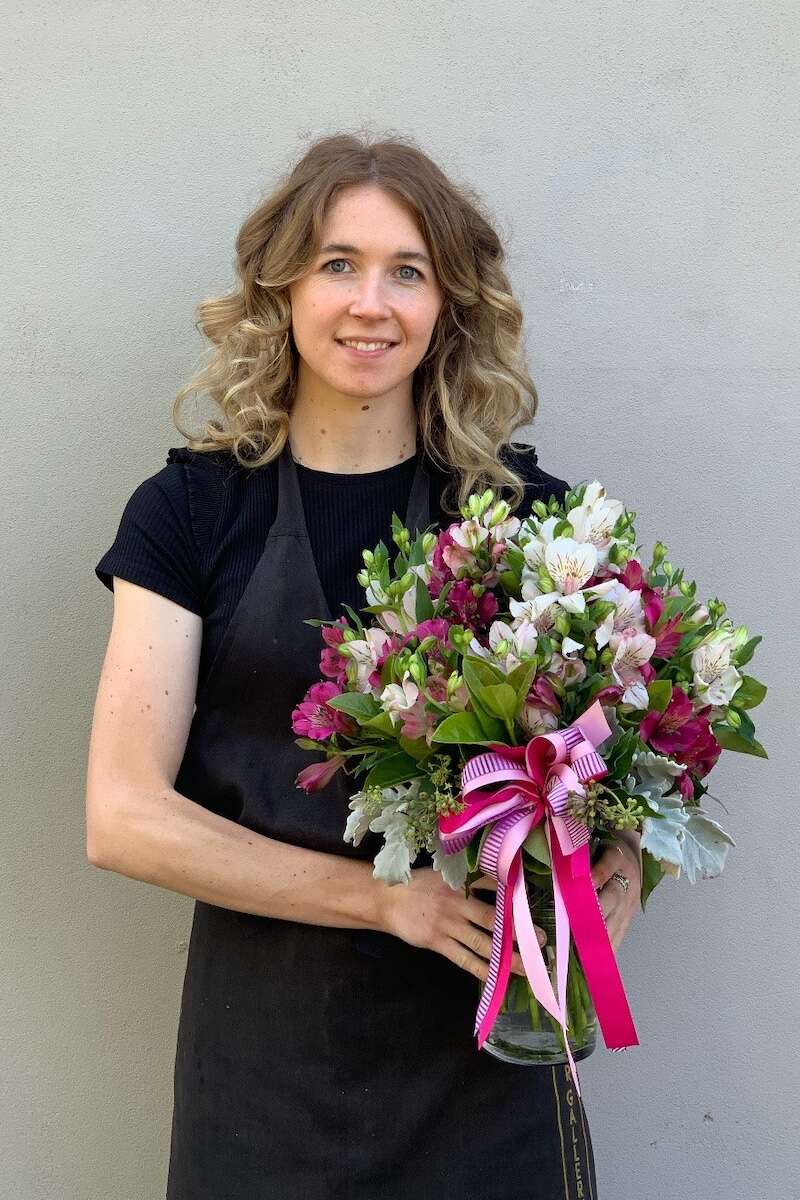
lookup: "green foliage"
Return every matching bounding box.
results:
[735,635,762,667]
[325,692,381,721]
[640,848,666,911]
[363,751,424,790]
[646,679,673,712]
[603,727,641,778]
[712,722,768,758]
[414,573,435,622]
[430,710,506,745]
[730,674,767,710]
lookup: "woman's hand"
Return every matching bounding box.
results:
[380,866,546,984]
[590,830,642,953]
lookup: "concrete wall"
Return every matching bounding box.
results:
[2,2,796,1196]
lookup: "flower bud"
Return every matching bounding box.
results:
[553,611,571,636]
[408,655,426,687]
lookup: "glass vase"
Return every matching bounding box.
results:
[481,874,597,1066]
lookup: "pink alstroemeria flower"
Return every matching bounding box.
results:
[366,631,406,690]
[295,754,347,792]
[291,681,357,742]
[618,559,684,659]
[447,579,499,631]
[319,620,350,684]
[640,686,722,798]
[428,525,462,599]
[398,695,438,744]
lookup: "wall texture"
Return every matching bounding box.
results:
[2,2,797,1197]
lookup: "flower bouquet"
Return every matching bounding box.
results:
[292,479,767,1091]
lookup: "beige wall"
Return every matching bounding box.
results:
[3,2,797,1196]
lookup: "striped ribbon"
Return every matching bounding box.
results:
[438,698,639,1096]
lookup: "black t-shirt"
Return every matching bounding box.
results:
[95,442,570,696]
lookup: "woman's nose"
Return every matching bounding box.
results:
[348,275,392,315]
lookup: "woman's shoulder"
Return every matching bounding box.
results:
[499,441,571,509]
[165,444,246,476]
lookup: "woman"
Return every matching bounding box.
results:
[87,133,641,1199]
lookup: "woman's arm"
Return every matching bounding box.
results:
[86,578,388,931]
[86,580,529,985]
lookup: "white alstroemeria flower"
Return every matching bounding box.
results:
[380,671,420,725]
[341,627,393,690]
[519,537,604,616]
[489,514,522,542]
[609,627,657,708]
[469,618,538,671]
[509,593,561,633]
[449,517,491,554]
[593,581,647,649]
[561,636,584,657]
[520,515,565,568]
[369,577,422,636]
[690,628,743,707]
[545,537,598,594]
[566,481,626,570]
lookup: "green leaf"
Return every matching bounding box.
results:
[325,692,381,721]
[361,710,399,736]
[522,823,551,867]
[430,710,506,745]
[647,680,673,712]
[339,603,364,631]
[640,848,666,911]
[478,683,519,723]
[398,734,433,762]
[462,654,506,692]
[730,674,768,710]
[465,837,481,873]
[505,658,538,702]
[712,724,769,758]
[414,574,434,623]
[294,737,327,751]
[363,751,424,789]
[605,728,641,777]
[735,635,762,667]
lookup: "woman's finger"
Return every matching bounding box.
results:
[464,895,547,948]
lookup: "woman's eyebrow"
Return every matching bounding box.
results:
[319,242,432,267]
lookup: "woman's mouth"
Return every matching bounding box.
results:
[335,338,397,360]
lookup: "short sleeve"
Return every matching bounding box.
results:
[94,462,204,615]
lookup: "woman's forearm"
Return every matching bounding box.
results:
[88,781,390,932]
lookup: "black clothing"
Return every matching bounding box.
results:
[95,442,570,697]
[95,440,596,1199]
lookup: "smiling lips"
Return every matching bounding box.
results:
[336,338,397,358]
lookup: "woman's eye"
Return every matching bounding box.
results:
[321,259,423,281]
[322,258,350,274]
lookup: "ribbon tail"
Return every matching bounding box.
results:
[474,855,518,1049]
[551,835,640,1051]
[547,822,582,1097]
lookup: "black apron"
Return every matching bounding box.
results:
[166,440,598,1200]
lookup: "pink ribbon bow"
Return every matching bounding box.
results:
[437,698,639,1096]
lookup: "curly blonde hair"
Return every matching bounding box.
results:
[172,130,542,515]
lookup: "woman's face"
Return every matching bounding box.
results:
[288,184,445,403]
